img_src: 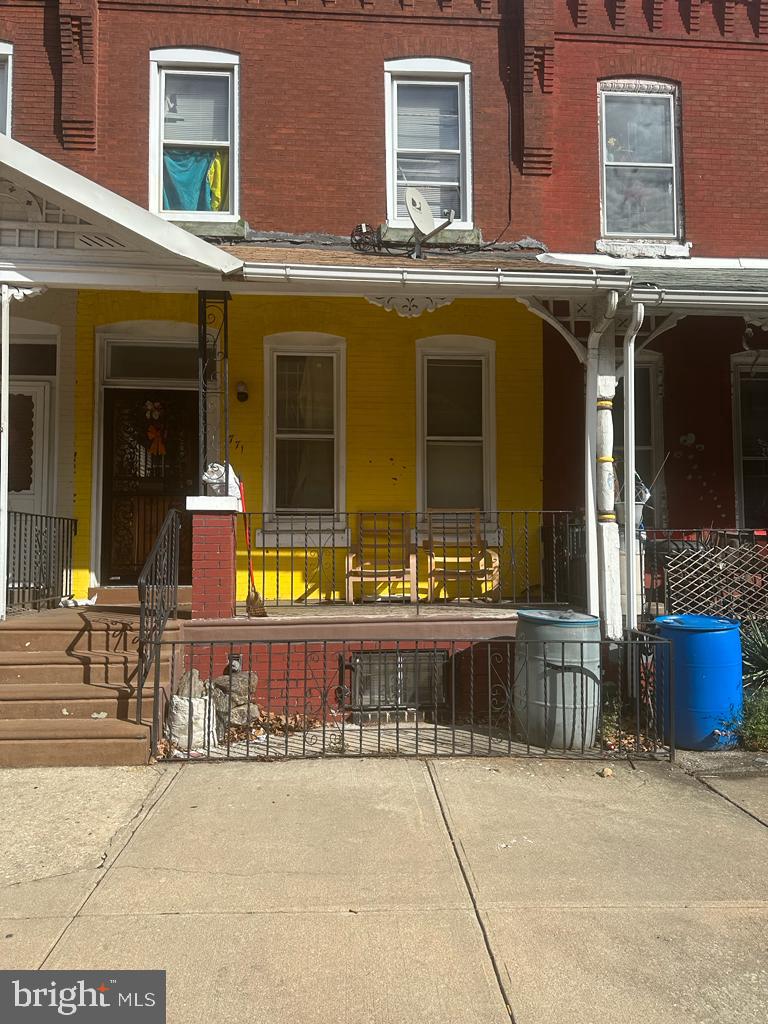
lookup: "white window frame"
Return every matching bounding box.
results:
[0,42,13,137]
[384,58,473,231]
[263,333,347,535]
[599,79,681,241]
[149,47,239,223]
[416,336,496,515]
[731,350,768,529]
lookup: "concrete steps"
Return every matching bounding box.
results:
[0,718,150,767]
[0,683,155,721]
[0,609,178,766]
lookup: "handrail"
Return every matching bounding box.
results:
[5,512,77,614]
[137,508,181,751]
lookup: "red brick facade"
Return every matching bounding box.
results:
[3,1,768,254]
[191,513,237,619]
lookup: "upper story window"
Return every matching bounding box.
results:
[384,58,473,231]
[0,43,13,136]
[149,48,239,221]
[599,81,680,239]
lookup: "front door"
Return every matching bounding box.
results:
[101,388,198,584]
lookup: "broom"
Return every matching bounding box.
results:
[239,479,267,617]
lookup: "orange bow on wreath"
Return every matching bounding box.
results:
[147,423,167,456]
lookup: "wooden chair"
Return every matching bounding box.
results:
[346,513,418,604]
[424,510,500,602]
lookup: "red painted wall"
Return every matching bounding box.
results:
[4,2,768,253]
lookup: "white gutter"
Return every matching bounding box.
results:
[0,135,243,275]
[631,288,768,309]
[239,261,628,295]
[540,252,768,272]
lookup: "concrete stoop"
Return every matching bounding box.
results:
[0,609,176,767]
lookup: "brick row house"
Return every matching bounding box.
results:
[0,0,766,761]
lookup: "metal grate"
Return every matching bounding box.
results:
[665,543,768,620]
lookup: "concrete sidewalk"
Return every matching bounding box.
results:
[1,759,766,1023]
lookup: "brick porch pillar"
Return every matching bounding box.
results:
[187,498,239,619]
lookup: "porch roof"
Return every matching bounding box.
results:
[540,253,768,314]
[0,135,243,288]
[220,242,631,298]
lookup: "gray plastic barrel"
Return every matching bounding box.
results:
[514,609,602,751]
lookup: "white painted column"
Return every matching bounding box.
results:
[622,303,645,632]
[596,323,623,639]
[0,285,10,620]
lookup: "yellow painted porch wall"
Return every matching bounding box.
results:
[72,292,542,598]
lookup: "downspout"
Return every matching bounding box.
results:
[622,302,645,631]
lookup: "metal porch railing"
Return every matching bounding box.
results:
[137,508,181,738]
[151,631,673,762]
[5,511,77,614]
[237,510,586,610]
[638,527,768,622]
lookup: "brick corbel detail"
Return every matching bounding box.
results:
[613,0,626,29]
[576,0,588,26]
[191,513,237,620]
[650,0,664,30]
[723,0,735,35]
[521,0,555,176]
[759,0,768,35]
[57,0,98,150]
[688,0,701,32]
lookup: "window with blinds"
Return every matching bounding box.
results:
[161,70,232,214]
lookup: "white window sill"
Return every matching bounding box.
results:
[255,520,351,549]
[596,238,691,259]
[157,212,240,225]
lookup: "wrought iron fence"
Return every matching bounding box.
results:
[639,528,767,622]
[152,631,673,762]
[5,512,77,613]
[137,508,181,734]
[237,510,585,610]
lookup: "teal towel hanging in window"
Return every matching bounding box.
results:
[163,147,213,212]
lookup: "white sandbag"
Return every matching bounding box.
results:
[168,694,217,751]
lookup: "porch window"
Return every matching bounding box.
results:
[265,335,346,517]
[385,58,472,230]
[600,82,680,238]
[734,366,768,529]
[418,338,495,513]
[0,43,12,136]
[150,49,238,220]
[614,359,664,526]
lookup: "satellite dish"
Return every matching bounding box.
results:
[405,186,436,236]
[403,185,454,259]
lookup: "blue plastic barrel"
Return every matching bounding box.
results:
[655,614,743,751]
